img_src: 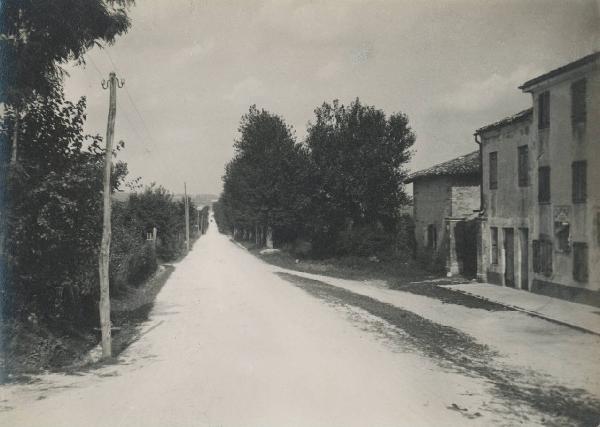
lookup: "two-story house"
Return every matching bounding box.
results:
[476,109,533,288]
[477,52,599,303]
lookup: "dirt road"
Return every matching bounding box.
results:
[1,220,598,426]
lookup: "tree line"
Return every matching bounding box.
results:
[214,100,416,259]
[0,2,208,333]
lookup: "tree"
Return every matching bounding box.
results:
[306,98,415,255]
[0,88,128,321]
[126,185,194,261]
[0,1,135,307]
[221,106,313,245]
[0,0,133,107]
[0,0,134,165]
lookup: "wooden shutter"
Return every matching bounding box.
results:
[572,161,587,203]
[518,146,529,187]
[571,79,586,124]
[489,152,498,190]
[538,91,550,129]
[573,242,588,282]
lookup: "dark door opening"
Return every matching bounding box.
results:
[519,228,529,290]
[455,220,477,279]
[504,228,515,287]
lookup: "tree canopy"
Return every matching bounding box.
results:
[307,98,415,234]
[220,106,313,245]
[216,99,415,258]
[0,0,134,107]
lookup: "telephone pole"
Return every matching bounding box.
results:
[184,182,190,252]
[99,72,123,359]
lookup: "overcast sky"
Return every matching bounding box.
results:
[64,0,599,195]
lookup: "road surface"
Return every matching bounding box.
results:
[1,219,598,426]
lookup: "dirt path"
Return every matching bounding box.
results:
[1,221,595,426]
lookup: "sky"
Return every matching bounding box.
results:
[64,0,600,196]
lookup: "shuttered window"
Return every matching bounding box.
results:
[538,91,550,130]
[532,238,552,275]
[538,166,550,203]
[489,152,498,190]
[573,242,588,282]
[518,146,529,187]
[571,79,586,124]
[572,161,587,203]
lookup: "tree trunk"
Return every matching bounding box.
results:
[10,111,18,165]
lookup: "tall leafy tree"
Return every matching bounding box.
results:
[0,1,134,319]
[0,0,134,166]
[1,88,128,321]
[306,98,415,247]
[0,0,133,107]
[221,106,313,244]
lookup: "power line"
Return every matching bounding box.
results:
[103,49,121,75]
[102,48,161,152]
[87,55,105,80]
[122,85,160,151]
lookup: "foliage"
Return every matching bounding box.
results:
[0,0,134,107]
[305,98,415,249]
[216,99,416,259]
[220,106,314,245]
[110,201,157,293]
[0,88,127,322]
[126,185,196,262]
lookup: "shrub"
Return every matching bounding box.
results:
[126,244,157,287]
[337,224,396,258]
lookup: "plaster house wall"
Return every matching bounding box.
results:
[413,176,451,259]
[451,180,480,218]
[526,57,600,295]
[413,174,480,269]
[479,113,533,288]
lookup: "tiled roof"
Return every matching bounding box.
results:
[475,108,532,134]
[405,151,479,183]
[519,51,600,91]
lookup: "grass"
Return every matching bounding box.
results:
[0,235,202,384]
[240,240,432,282]
[240,239,508,312]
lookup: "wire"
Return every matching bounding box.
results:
[100,48,161,153]
[87,55,105,80]
[102,49,160,152]
[122,85,160,151]
[103,49,121,75]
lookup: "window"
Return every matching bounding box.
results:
[518,146,529,187]
[538,166,551,203]
[573,242,588,282]
[572,161,587,203]
[571,79,587,124]
[532,238,553,276]
[491,227,498,265]
[427,224,437,250]
[489,152,498,190]
[538,91,550,130]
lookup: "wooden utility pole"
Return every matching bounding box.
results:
[10,111,19,165]
[184,183,190,252]
[99,72,123,359]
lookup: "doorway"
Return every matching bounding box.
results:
[504,228,515,287]
[519,228,529,290]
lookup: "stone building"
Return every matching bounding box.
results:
[475,109,533,288]
[477,52,600,302]
[406,151,480,277]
